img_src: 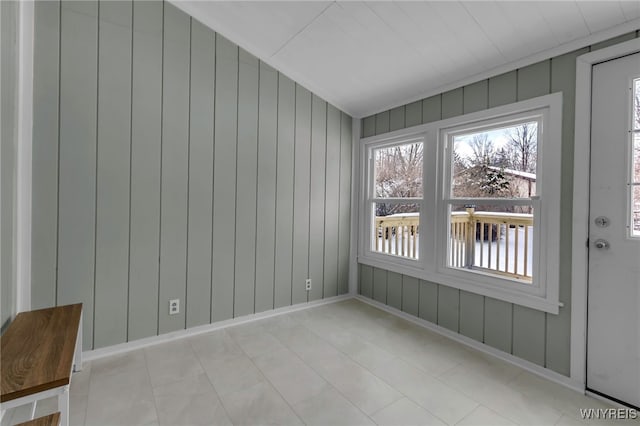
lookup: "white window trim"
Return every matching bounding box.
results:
[627,77,640,240]
[358,93,563,314]
[360,136,428,273]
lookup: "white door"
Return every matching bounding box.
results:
[587,51,640,408]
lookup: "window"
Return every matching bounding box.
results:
[359,93,562,313]
[443,117,539,282]
[370,140,423,260]
[630,78,640,237]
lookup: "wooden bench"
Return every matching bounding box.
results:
[15,412,60,426]
[1,304,82,426]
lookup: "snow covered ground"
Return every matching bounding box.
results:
[471,226,533,277]
[375,225,533,279]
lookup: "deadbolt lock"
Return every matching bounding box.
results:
[594,216,610,228]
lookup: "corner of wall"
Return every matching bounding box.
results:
[348,117,361,296]
[0,0,20,330]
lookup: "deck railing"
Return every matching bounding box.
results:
[374,212,419,259]
[374,208,534,281]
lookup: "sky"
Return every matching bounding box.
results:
[453,122,537,162]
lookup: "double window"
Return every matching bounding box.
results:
[359,93,562,313]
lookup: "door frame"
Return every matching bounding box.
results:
[572,37,640,389]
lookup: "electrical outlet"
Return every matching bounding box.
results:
[169,299,180,315]
[305,279,312,291]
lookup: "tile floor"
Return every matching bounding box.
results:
[3,299,634,426]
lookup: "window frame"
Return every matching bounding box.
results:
[360,136,428,272]
[628,76,640,239]
[358,93,563,314]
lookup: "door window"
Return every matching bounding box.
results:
[630,78,640,237]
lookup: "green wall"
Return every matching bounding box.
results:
[1,1,18,332]
[359,30,640,377]
[31,0,352,350]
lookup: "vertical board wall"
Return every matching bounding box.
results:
[1,1,19,332]
[31,0,353,350]
[359,31,640,377]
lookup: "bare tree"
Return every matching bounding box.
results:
[504,123,537,173]
[375,143,422,215]
[452,150,468,179]
[468,133,495,166]
[375,143,422,198]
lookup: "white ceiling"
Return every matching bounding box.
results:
[174,1,640,118]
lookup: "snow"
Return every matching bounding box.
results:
[375,225,533,280]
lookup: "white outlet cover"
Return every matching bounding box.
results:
[169,299,180,315]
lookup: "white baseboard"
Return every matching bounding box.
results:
[354,295,586,394]
[83,294,351,362]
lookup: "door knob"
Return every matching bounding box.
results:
[594,239,610,249]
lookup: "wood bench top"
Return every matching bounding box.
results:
[1,304,82,403]
[14,412,61,426]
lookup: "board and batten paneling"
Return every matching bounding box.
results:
[441,88,463,119]
[212,33,237,323]
[254,61,278,314]
[422,95,441,124]
[1,0,18,331]
[389,106,405,132]
[57,0,98,350]
[292,85,312,305]
[375,110,390,135]
[309,95,327,302]
[405,101,422,128]
[31,0,60,312]
[510,59,550,367]
[437,285,459,332]
[361,115,375,138]
[128,0,163,340]
[30,0,352,350]
[338,112,352,295]
[418,280,438,325]
[459,291,484,342]
[234,48,259,317]
[274,74,296,309]
[401,276,419,317]
[372,267,387,304]
[93,0,132,348]
[158,2,190,334]
[386,272,402,311]
[186,19,215,328]
[360,264,373,299]
[323,105,342,298]
[358,31,640,377]
[546,47,589,373]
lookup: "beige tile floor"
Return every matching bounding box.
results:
[3,299,635,426]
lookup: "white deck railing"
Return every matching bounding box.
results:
[374,208,534,281]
